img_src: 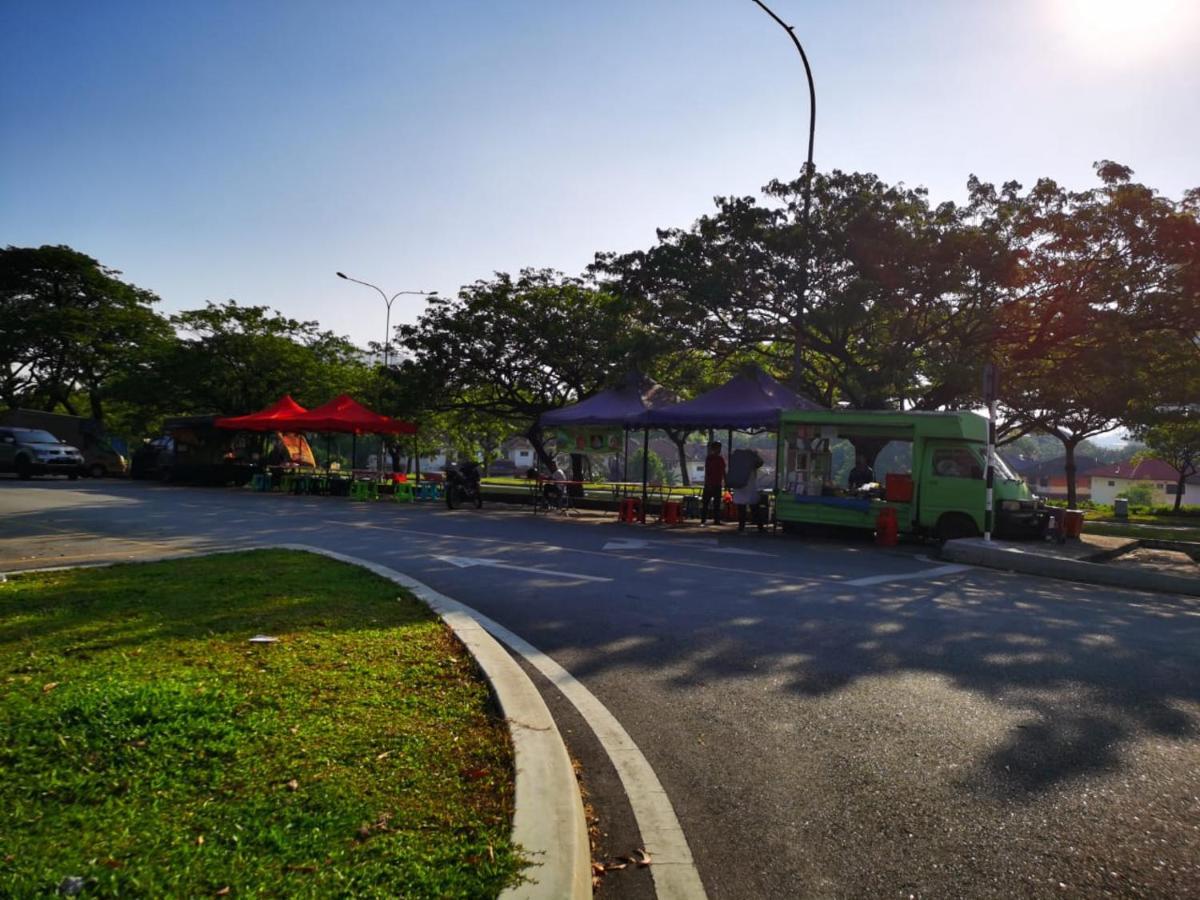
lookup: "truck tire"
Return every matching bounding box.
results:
[936,512,979,541]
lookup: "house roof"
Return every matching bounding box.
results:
[1083,458,1190,482]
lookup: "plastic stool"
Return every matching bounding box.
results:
[251,472,270,492]
[619,498,642,523]
[662,500,682,525]
[392,480,414,502]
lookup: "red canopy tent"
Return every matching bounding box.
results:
[286,394,416,435]
[214,395,308,431]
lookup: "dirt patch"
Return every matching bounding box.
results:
[1107,546,1200,578]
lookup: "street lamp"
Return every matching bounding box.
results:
[335,272,435,369]
[750,0,816,390]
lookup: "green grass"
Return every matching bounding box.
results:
[1085,521,1200,543]
[0,550,523,898]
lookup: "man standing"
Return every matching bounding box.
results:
[700,441,726,525]
[848,453,875,490]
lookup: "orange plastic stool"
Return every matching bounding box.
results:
[875,506,899,546]
[661,500,682,525]
[619,498,642,523]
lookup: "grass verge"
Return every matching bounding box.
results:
[0,550,523,898]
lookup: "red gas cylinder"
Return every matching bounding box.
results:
[875,507,899,546]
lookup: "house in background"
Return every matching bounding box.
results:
[1085,458,1198,506]
[1010,455,1098,501]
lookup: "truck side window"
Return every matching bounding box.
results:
[932,448,982,480]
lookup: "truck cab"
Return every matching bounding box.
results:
[775,410,1046,540]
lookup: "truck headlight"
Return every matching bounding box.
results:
[999,500,1020,512]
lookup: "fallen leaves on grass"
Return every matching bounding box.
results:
[285,779,299,792]
[42,682,59,693]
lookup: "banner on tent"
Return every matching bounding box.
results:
[556,427,622,455]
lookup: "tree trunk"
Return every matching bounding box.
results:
[88,390,104,424]
[524,422,555,470]
[666,428,691,487]
[1063,439,1079,509]
[1175,473,1186,512]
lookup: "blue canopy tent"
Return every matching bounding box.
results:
[629,365,823,521]
[539,372,678,500]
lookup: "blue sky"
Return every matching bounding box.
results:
[3,0,1198,350]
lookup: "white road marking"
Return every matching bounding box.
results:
[434,555,612,583]
[846,563,971,587]
[457,599,708,899]
[603,537,775,557]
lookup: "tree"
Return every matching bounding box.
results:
[155,301,368,415]
[1136,419,1200,511]
[0,245,171,422]
[593,170,1015,409]
[395,269,642,467]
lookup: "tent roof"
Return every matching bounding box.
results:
[214,395,308,432]
[541,371,678,427]
[633,366,822,429]
[285,394,417,435]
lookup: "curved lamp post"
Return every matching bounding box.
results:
[335,272,435,369]
[750,0,816,389]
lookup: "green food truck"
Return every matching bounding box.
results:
[775,409,1047,540]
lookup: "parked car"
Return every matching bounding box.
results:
[0,409,127,477]
[0,427,85,479]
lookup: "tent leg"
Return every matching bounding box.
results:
[414,432,420,482]
[351,434,357,473]
[641,427,649,524]
[623,428,629,484]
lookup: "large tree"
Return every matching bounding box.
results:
[394,269,642,467]
[996,163,1200,506]
[593,170,1015,409]
[0,245,171,422]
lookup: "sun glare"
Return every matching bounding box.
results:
[1049,0,1197,61]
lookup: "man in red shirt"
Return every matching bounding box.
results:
[700,441,726,525]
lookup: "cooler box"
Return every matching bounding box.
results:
[885,473,914,503]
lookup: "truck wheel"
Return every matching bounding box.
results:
[90,463,106,478]
[15,457,33,480]
[937,513,979,541]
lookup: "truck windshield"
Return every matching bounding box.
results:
[22,430,61,444]
[991,454,1018,480]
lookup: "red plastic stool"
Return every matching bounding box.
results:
[619,498,642,523]
[875,506,899,546]
[661,500,682,525]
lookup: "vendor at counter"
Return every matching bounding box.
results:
[847,454,874,490]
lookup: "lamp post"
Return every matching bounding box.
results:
[335,272,435,369]
[750,0,816,390]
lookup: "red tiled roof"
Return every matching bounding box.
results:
[1082,458,1182,481]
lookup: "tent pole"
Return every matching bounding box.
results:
[414,430,420,482]
[352,433,357,474]
[640,427,649,524]
[623,428,629,484]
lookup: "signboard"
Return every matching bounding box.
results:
[555,428,622,455]
[982,363,1001,405]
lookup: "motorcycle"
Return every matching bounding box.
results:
[445,461,483,510]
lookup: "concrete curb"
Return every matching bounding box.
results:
[4,545,592,900]
[941,538,1200,597]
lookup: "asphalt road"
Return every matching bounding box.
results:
[2,479,1198,899]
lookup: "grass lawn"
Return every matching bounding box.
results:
[1085,521,1200,543]
[0,550,524,898]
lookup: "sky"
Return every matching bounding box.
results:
[3,0,1199,353]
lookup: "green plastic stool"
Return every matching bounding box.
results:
[392,480,415,503]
